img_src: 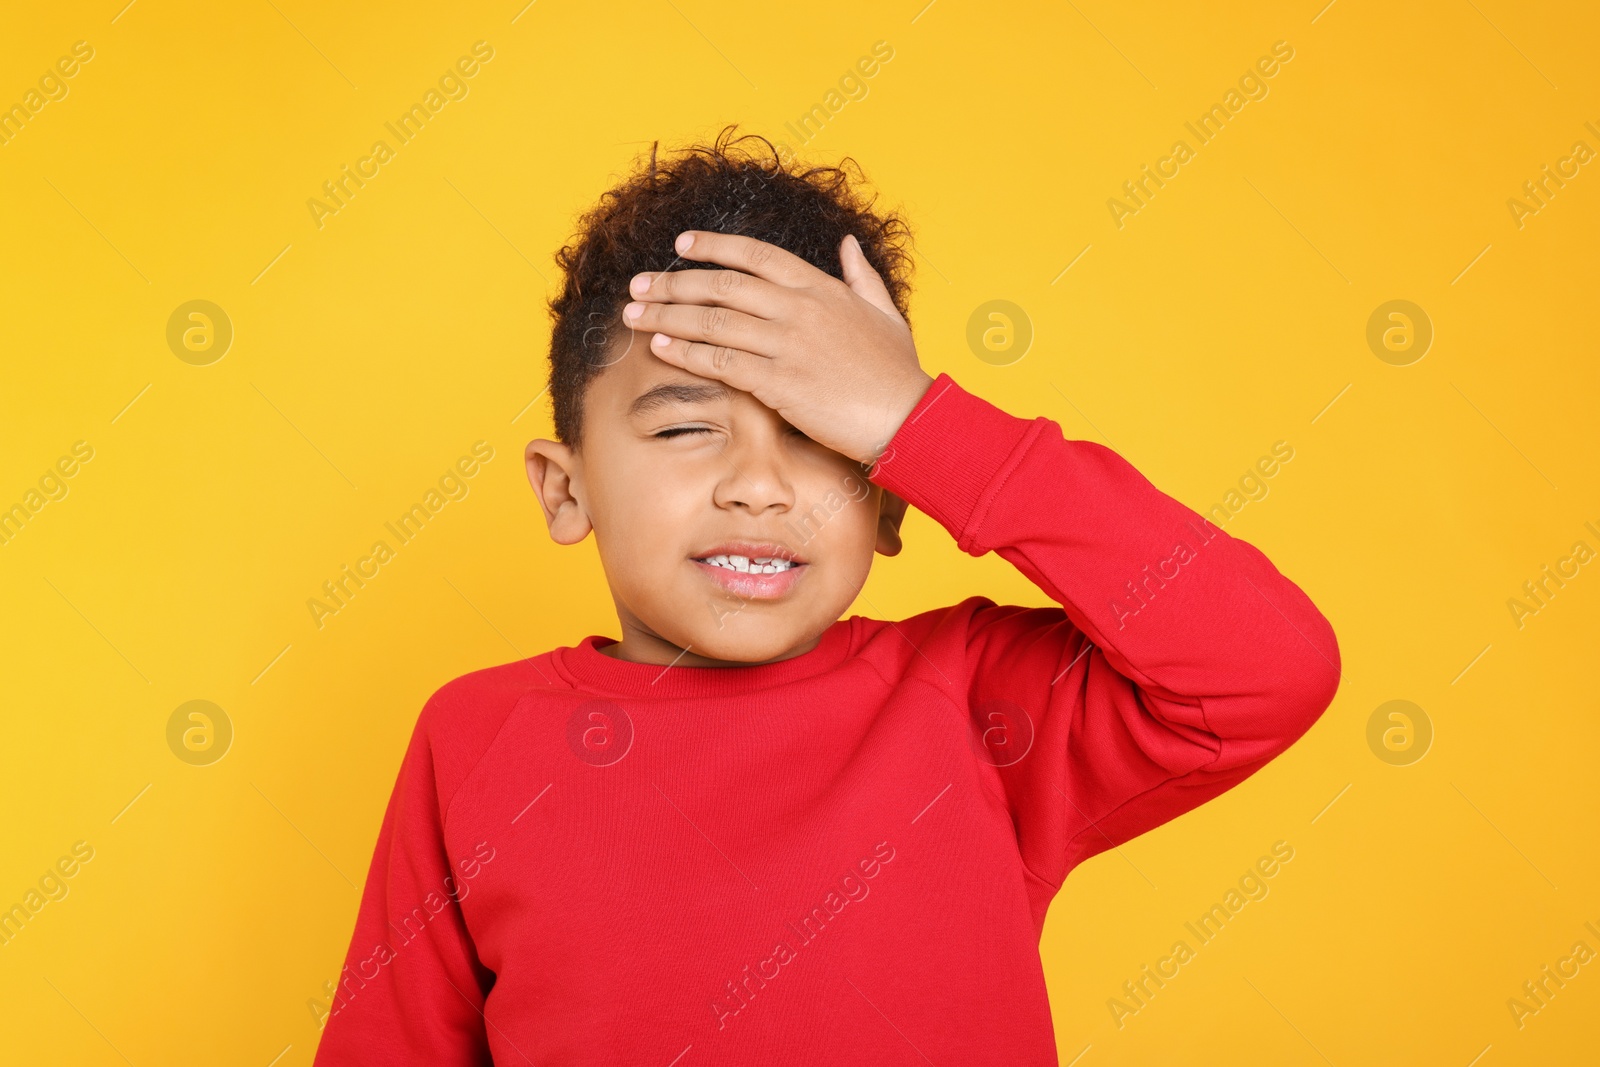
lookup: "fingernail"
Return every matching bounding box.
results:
[675,232,695,253]
[631,274,651,295]
[624,302,643,320]
[651,332,670,347]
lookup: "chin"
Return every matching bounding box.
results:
[686,618,821,665]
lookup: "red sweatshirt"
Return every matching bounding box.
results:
[311,373,1340,1066]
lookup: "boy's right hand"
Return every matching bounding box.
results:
[622,231,935,468]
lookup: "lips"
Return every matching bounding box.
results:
[690,541,809,600]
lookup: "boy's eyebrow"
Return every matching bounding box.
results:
[627,381,732,418]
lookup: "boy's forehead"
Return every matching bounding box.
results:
[589,331,743,418]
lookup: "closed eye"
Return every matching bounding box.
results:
[654,426,712,439]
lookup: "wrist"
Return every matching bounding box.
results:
[863,373,1045,554]
[869,369,934,464]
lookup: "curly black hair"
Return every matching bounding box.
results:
[544,124,915,448]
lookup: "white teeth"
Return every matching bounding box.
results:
[699,554,796,574]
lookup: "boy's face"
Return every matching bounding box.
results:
[526,327,907,666]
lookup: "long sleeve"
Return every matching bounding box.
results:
[312,690,496,1065]
[868,373,1340,896]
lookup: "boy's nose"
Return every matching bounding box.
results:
[713,436,795,515]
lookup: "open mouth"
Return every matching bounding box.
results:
[693,554,799,575]
[689,546,809,599]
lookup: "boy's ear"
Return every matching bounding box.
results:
[525,439,593,546]
[874,489,910,557]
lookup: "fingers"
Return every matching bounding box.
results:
[839,234,903,321]
[672,231,827,288]
[629,267,786,319]
[623,298,776,350]
[647,332,762,392]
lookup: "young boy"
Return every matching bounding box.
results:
[312,128,1339,1065]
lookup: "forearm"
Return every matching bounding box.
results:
[869,372,1341,750]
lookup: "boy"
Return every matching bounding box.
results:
[312,127,1339,1064]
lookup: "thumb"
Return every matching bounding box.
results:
[840,234,902,320]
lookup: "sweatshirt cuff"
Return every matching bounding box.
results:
[866,372,1047,555]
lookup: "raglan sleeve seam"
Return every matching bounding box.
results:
[439,690,528,839]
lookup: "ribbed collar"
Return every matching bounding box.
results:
[551,616,857,699]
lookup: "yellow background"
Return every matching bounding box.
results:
[2,1,1596,1063]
